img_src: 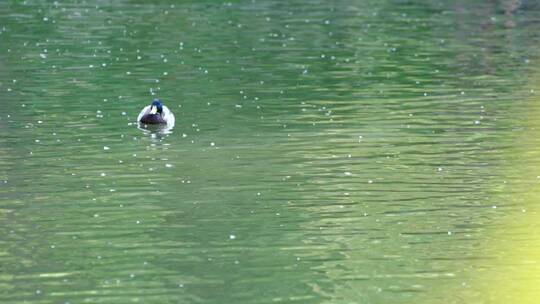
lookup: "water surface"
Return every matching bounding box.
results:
[1,1,540,303]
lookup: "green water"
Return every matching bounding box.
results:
[1,0,540,303]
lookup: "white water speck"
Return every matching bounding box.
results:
[229,234,236,240]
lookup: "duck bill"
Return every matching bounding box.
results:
[150,106,158,114]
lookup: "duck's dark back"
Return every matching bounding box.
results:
[140,114,166,124]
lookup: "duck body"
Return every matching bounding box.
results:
[140,113,167,124]
[137,99,175,128]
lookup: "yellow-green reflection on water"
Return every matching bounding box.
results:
[472,74,540,304]
[1,0,540,303]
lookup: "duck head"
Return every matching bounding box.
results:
[150,99,164,115]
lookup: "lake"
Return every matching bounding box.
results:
[1,0,540,303]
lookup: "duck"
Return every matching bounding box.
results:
[137,99,175,128]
